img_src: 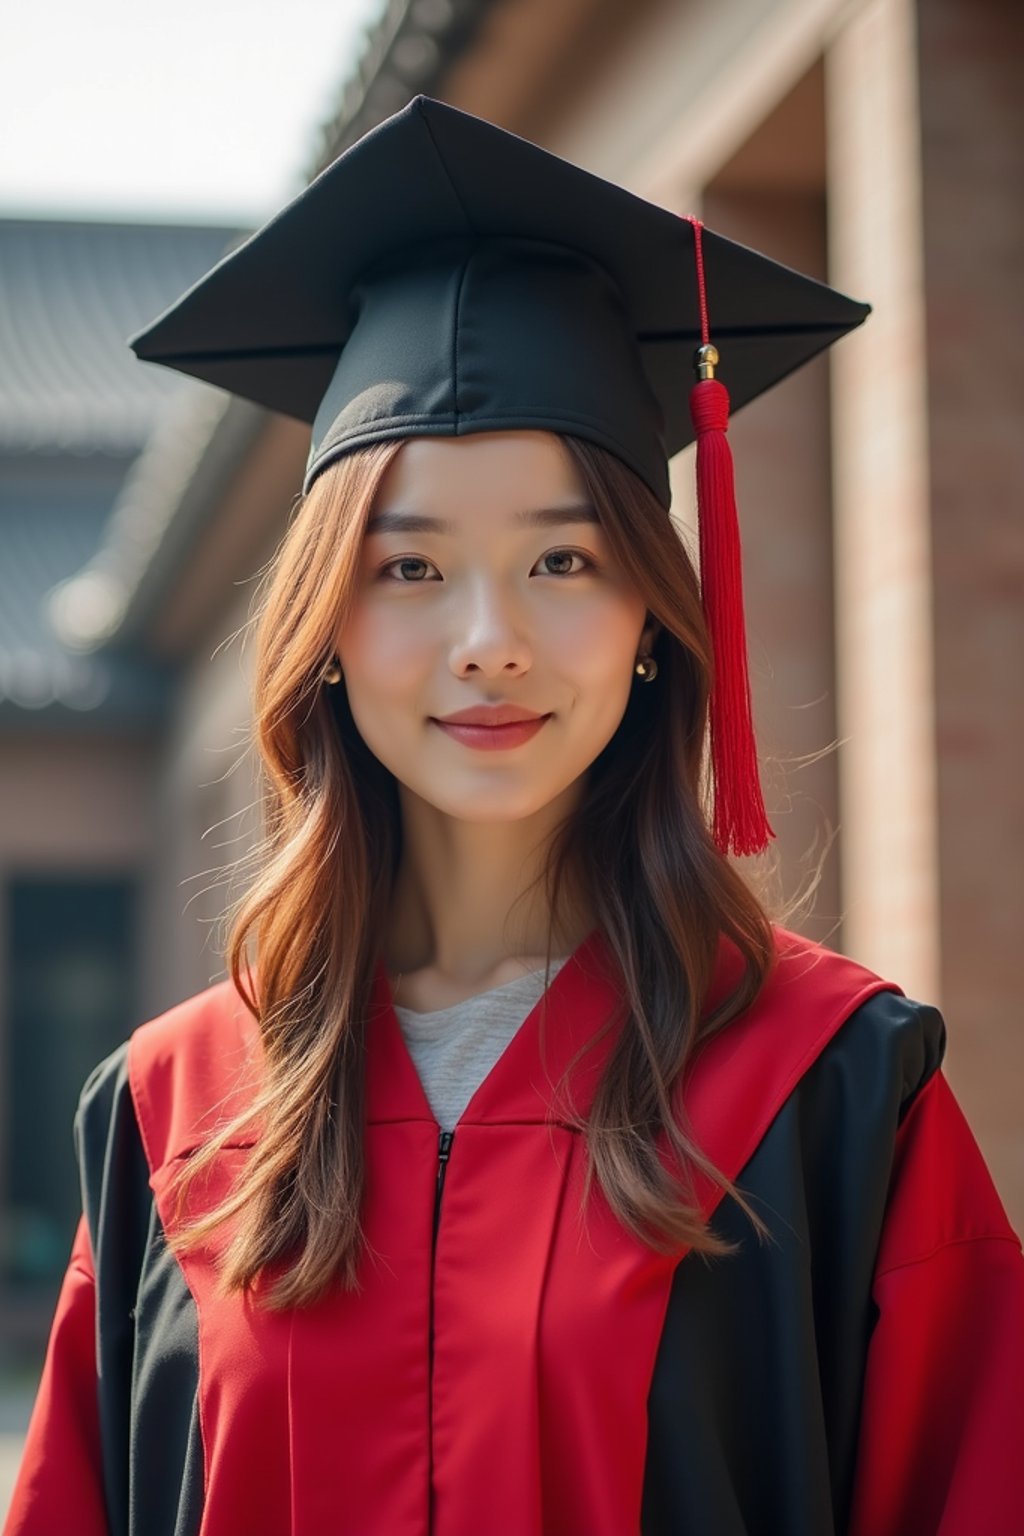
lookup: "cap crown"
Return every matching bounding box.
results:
[128,95,870,508]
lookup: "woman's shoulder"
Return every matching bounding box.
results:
[129,973,255,1061]
[698,923,947,1138]
[764,922,947,1121]
[682,927,946,1222]
[76,975,258,1177]
[767,921,900,1003]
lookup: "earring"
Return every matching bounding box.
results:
[634,654,658,683]
[322,655,343,685]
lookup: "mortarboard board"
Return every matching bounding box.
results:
[127,93,871,857]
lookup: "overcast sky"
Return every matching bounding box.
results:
[1,0,385,226]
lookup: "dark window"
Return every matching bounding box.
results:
[2,874,138,1289]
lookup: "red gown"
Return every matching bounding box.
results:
[6,925,1024,1534]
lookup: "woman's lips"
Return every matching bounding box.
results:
[431,715,551,750]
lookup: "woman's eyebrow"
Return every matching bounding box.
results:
[365,502,600,536]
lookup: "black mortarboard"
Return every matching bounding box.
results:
[127,93,871,857]
[127,93,867,508]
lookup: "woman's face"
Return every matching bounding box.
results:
[334,431,654,823]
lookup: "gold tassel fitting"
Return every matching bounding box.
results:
[694,343,719,381]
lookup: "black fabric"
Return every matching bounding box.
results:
[643,989,946,1536]
[71,989,943,1536]
[126,95,870,507]
[306,235,667,500]
[75,1046,203,1536]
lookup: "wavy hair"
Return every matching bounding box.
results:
[167,434,777,1308]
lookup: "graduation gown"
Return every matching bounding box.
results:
[6,924,1024,1535]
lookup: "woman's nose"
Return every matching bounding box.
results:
[446,580,532,678]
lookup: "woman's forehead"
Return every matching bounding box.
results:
[370,431,587,514]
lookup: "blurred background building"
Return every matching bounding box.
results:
[1,0,1021,1486]
[0,216,242,1323]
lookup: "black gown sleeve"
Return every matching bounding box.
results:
[644,989,943,1535]
[643,988,1024,1536]
[4,1044,205,1536]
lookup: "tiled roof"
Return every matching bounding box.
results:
[0,470,175,726]
[0,216,243,455]
[47,387,264,653]
[0,215,243,724]
[310,0,492,170]
[0,480,113,657]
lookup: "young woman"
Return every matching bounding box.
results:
[7,96,1023,1536]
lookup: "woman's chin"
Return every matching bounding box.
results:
[397,775,574,825]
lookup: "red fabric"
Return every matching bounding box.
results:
[848,1068,1024,1535]
[690,375,774,857]
[3,1215,108,1536]
[10,929,1024,1533]
[123,927,900,1535]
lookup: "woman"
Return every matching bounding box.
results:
[7,96,1023,1536]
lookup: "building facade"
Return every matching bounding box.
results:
[0,216,241,1355]
[2,0,1021,1376]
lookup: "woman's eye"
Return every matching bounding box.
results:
[536,548,594,577]
[380,556,439,582]
[378,549,595,582]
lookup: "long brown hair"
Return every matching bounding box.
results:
[168,434,777,1308]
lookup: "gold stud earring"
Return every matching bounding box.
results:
[322,656,343,685]
[634,655,658,683]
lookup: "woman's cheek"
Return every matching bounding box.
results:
[555,608,640,693]
[340,602,431,691]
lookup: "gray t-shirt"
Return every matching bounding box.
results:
[393,958,569,1131]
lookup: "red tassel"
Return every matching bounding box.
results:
[690,375,774,857]
[682,213,773,858]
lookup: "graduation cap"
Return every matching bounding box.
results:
[128,93,870,859]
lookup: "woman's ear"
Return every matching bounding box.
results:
[640,614,663,653]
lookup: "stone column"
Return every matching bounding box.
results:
[825,0,940,999]
[916,0,1024,1223]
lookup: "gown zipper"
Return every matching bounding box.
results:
[428,1127,455,1533]
[433,1129,455,1247]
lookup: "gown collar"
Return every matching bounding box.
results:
[364,926,623,1126]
